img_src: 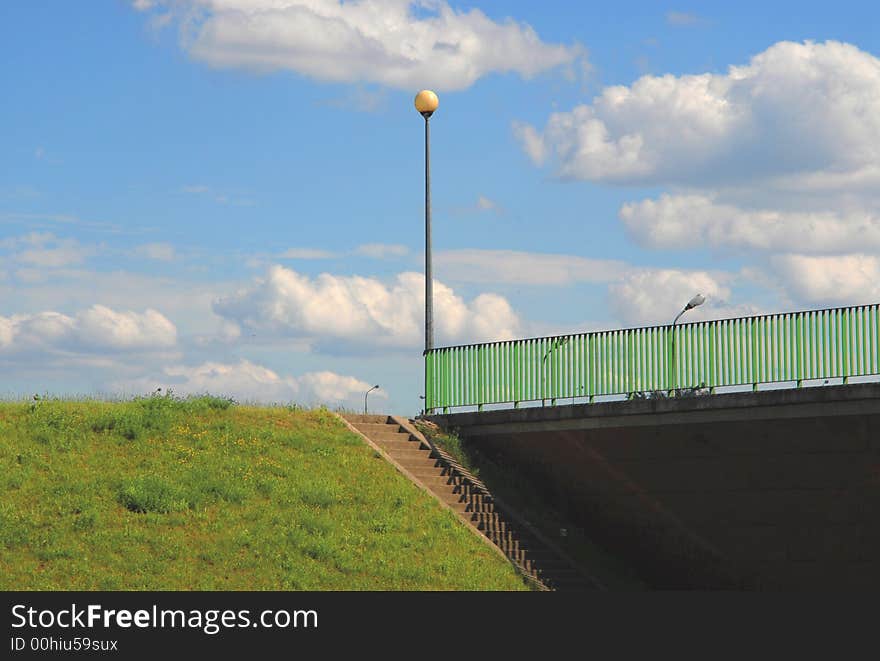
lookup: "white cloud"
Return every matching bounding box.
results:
[354,243,409,259]
[0,317,12,349]
[769,166,880,195]
[298,370,386,404]
[769,254,880,305]
[212,264,520,352]
[134,242,177,261]
[620,193,880,253]
[514,39,880,318]
[138,0,582,92]
[6,233,95,268]
[76,306,177,350]
[436,249,627,285]
[0,305,177,355]
[607,268,753,326]
[511,121,546,165]
[279,248,338,259]
[162,360,299,401]
[115,358,384,405]
[516,41,880,186]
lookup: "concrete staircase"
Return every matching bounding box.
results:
[338,413,602,591]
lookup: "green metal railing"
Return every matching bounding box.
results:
[424,303,880,413]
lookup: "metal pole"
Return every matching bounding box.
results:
[424,114,433,353]
[364,385,378,415]
[671,313,683,395]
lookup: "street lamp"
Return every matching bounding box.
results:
[670,294,706,393]
[415,89,439,353]
[673,293,706,326]
[364,385,380,415]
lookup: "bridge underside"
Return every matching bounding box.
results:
[428,383,880,590]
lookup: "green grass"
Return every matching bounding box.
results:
[0,395,528,590]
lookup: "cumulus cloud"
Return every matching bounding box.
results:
[436,249,626,285]
[607,268,754,326]
[116,358,384,405]
[279,247,338,259]
[298,370,384,403]
[135,0,582,91]
[212,265,520,352]
[0,305,177,355]
[354,243,409,259]
[769,254,880,305]
[620,193,880,253]
[516,41,880,186]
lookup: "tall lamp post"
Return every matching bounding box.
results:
[670,293,706,394]
[415,90,439,415]
[414,90,439,353]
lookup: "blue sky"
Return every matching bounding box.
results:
[2,1,879,413]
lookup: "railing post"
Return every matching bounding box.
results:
[751,318,758,392]
[843,307,850,384]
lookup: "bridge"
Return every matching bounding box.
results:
[423,303,880,589]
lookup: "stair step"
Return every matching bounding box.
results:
[417,479,469,492]
[369,431,415,443]
[385,447,434,459]
[487,530,530,546]
[409,472,465,485]
[460,501,497,513]
[442,488,493,501]
[351,422,402,435]
[445,500,474,514]
[375,438,430,452]
[389,459,440,473]
[440,490,494,503]
[469,511,508,525]
[441,494,496,510]
[476,520,518,535]
[343,414,389,424]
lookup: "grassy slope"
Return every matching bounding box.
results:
[0,397,527,591]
